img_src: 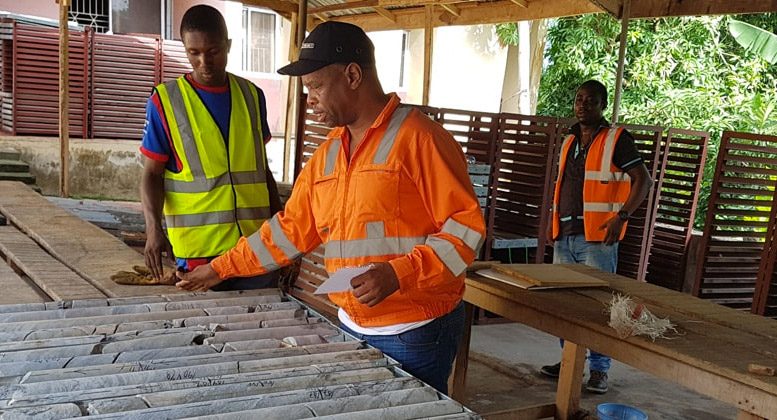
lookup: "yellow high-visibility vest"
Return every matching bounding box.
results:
[155,74,271,258]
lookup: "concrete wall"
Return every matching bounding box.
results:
[0,1,57,20]
[0,137,144,200]
[0,136,294,202]
[171,0,226,40]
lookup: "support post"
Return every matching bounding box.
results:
[611,0,630,124]
[422,5,434,106]
[58,0,71,197]
[282,1,308,184]
[555,341,586,419]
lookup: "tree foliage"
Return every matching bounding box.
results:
[523,13,777,228]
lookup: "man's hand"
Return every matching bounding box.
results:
[350,262,399,307]
[144,227,174,280]
[175,264,223,292]
[598,216,625,246]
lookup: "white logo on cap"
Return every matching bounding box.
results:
[301,42,315,49]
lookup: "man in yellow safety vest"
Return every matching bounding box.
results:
[139,4,281,290]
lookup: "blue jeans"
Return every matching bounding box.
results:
[340,302,466,394]
[554,234,618,373]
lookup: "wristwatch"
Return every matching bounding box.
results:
[617,210,630,221]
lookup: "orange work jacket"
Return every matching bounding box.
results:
[212,94,486,327]
[551,127,631,242]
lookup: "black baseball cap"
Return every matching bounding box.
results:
[277,21,375,76]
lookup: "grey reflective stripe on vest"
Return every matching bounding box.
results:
[373,106,413,164]
[583,202,623,213]
[324,236,426,259]
[584,170,630,182]
[165,80,205,180]
[324,139,341,176]
[165,171,265,193]
[559,134,575,168]
[234,76,266,173]
[165,207,271,228]
[164,76,266,193]
[426,236,467,276]
[441,218,483,253]
[599,127,620,173]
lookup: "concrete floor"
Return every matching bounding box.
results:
[461,322,736,419]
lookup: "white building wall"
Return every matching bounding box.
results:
[368,30,408,98]
[404,25,509,112]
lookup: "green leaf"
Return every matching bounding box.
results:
[728,19,777,64]
[495,23,519,47]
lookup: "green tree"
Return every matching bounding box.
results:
[500,14,777,228]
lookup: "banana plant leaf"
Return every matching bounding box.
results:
[728,19,777,64]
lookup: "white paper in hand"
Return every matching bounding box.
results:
[314,265,373,294]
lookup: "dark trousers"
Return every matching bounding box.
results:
[210,270,279,291]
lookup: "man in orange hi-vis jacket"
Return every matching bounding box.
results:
[176,21,486,395]
[539,80,652,394]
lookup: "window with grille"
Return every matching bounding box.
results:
[242,8,275,73]
[70,0,110,33]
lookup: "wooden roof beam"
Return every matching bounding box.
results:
[324,0,600,32]
[309,1,378,14]
[374,7,397,23]
[440,4,461,17]
[379,0,476,5]
[588,0,621,17]
[242,0,299,15]
[629,0,777,18]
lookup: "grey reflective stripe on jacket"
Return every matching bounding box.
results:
[162,76,267,193]
[324,138,341,176]
[323,217,479,278]
[320,105,419,263]
[246,215,303,270]
[324,236,427,260]
[440,218,483,254]
[373,106,412,164]
[319,105,412,177]
[425,217,484,276]
[426,236,468,276]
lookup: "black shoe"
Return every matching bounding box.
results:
[586,370,608,394]
[540,362,561,378]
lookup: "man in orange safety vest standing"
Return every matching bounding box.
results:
[540,80,652,394]
[176,21,486,395]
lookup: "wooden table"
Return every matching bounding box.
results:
[451,264,777,420]
[0,181,181,302]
